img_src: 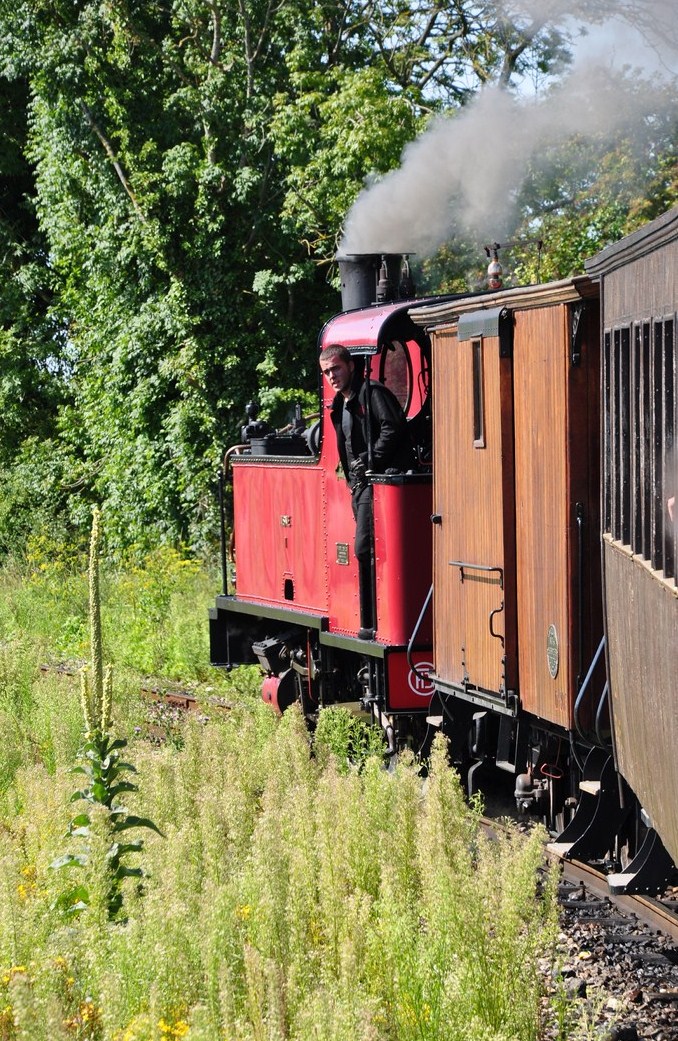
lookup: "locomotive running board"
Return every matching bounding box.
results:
[209,594,327,668]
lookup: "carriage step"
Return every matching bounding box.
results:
[547,841,574,858]
[607,829,675,895]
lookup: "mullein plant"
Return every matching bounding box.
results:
[51,507,162,920]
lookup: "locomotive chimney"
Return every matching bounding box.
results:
[335,253,413,310]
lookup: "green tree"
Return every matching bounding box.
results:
[0,0,675,554]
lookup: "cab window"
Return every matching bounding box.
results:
[379,340,412,413]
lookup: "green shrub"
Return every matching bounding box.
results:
[313,704,386,771]
[0,542,219,683]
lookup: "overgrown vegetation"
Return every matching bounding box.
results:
[0,552,611,1040]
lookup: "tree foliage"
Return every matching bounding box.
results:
[0,0,675,555]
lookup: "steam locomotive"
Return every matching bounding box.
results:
[209,207,678,896]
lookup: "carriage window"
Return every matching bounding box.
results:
[641,321,651,560]
[620,326,631,546]
[657,318,675,579]
[607,317,677,582]
[379,340,412,412]
[472,339,485,448]
[603,331,612,533]
[631,324,642,553]
[664,318,675,580]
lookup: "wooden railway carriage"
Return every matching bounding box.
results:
[585,207,678,884]
[413,279,603,807]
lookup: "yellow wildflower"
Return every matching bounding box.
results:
[2,966,27,986]
[16,865,39,900]
[117,1012,152,1041]
[158,1018,190,1038]
[80,999,101,1024]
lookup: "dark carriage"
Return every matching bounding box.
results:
[585,208,678,885]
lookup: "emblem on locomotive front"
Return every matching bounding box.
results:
[408,661,435,697]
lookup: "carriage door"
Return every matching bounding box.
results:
[432,307,518,706]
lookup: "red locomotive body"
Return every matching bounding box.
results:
[231,459,329,614]
[210,268,441,720]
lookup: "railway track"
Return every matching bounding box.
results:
[558,856,678,941]
[549,862,678,1040]
[475,815,678,1038]
[39,662,231,740]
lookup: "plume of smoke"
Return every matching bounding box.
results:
[500,0,678,66]
[340,1,677,257]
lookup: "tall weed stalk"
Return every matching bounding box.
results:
[51,509,161,922]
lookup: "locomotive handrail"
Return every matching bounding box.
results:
[219,445,248,593]
[575,502,585,690]
[218,465,228,595]
[222,443,247,478]
[406,583,434,683]
[595,681,611,750]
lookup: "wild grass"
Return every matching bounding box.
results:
[0,551,578,1040]
[0,538,220,682]
[0,709,562,1041]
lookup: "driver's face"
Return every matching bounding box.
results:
[320,356,354,397]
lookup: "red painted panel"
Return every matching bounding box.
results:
[386,649,435,711]
[324,465,362,634]
[233,462,329,612]
[373,481,433,645]
[319,302,408,350]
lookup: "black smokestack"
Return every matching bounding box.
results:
[335,253,411,310]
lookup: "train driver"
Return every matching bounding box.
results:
[319,343,415,639]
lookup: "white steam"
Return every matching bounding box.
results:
[340,1,677,257]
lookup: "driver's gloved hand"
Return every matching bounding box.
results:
[350,458,368,485]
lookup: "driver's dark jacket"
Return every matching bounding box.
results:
[329,377,415,488]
